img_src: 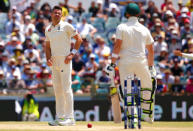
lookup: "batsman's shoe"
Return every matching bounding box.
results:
[48,118,65,126]
[143,114,153,124]
[58,118,76,126]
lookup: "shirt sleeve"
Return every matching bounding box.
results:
[116,25,123,40]
[67,24,77,37]
[88,24,95,32]
[146,29,154,45]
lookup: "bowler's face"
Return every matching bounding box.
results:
[52,9,62,21]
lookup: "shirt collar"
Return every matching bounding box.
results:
[128,17,138,23]
[52,20,62,28]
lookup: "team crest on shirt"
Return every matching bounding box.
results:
[48,27,51,32]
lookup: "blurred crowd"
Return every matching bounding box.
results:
[0,0,193,96]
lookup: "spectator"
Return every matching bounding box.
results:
[162,69,175,91]
[154,35,168,58]
[0,70,7,88]
[89,1,98,17]
[77,18,97,38]
[186,75,193,95]
[25,69,39,90]
[171,76,185,96]
[72,54,85,77]
[5,14,21,35]
[71,70,82,94]
[20,92,39,121]
[168,35,181,53]
[156,74,167,95]
[8,71,26,89]
[186,0,193,12]
[38,69,52,93]
[84,53,99,78]
[5,36,21,56]
[171,58,183,76]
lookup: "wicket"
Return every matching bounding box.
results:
[124,75,141,129]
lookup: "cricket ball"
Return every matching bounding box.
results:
[87,123,92,128]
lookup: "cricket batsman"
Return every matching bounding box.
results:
[45,6,82,126]
[105,3,156,123]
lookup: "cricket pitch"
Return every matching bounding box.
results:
[0,121,193,131]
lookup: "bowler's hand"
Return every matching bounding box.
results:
[64,53,74,64]
[173,50,182,56]
[47,59,52,66]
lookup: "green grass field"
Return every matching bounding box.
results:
[0,122,193,131]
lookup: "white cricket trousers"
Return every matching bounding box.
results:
[118,58,153,118]
[51,56,74,119]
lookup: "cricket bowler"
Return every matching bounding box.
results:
[45,6,82,126]
[105,3,157,123]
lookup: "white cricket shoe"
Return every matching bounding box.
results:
[48,118,65,126]
[144,116,153,124]
[58,118,76,126]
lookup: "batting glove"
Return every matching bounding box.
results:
[105,63,116,87]
[149,66,156,78]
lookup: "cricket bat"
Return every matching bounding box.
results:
[110,87,122,123]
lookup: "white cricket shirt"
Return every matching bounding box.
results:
[45,20,77,56]
[116,17,154,61]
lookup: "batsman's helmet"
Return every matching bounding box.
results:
[125,3,140,16]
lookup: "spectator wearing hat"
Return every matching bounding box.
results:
[154,35,168,58]
[25,69,39,90]
[168,35,181,53]
[36,63,50,79]
[156,74,167,95]
[108,3,120,18]
[156,46,169,62]
[5,36,21,56]
[83,53,99,78]
[151,22,165,40]
[11,27,25,43]
[6,58,21,81]
[23,15,36,35]
[66,15,77,29]
[13,44,24,61]
[38,69,52,93]
[180,18,193,39]
[26,27,40,46]
[162,68,175,92]
[8,71,26,89]
[94,37,110,60]
[5,14,21,35]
